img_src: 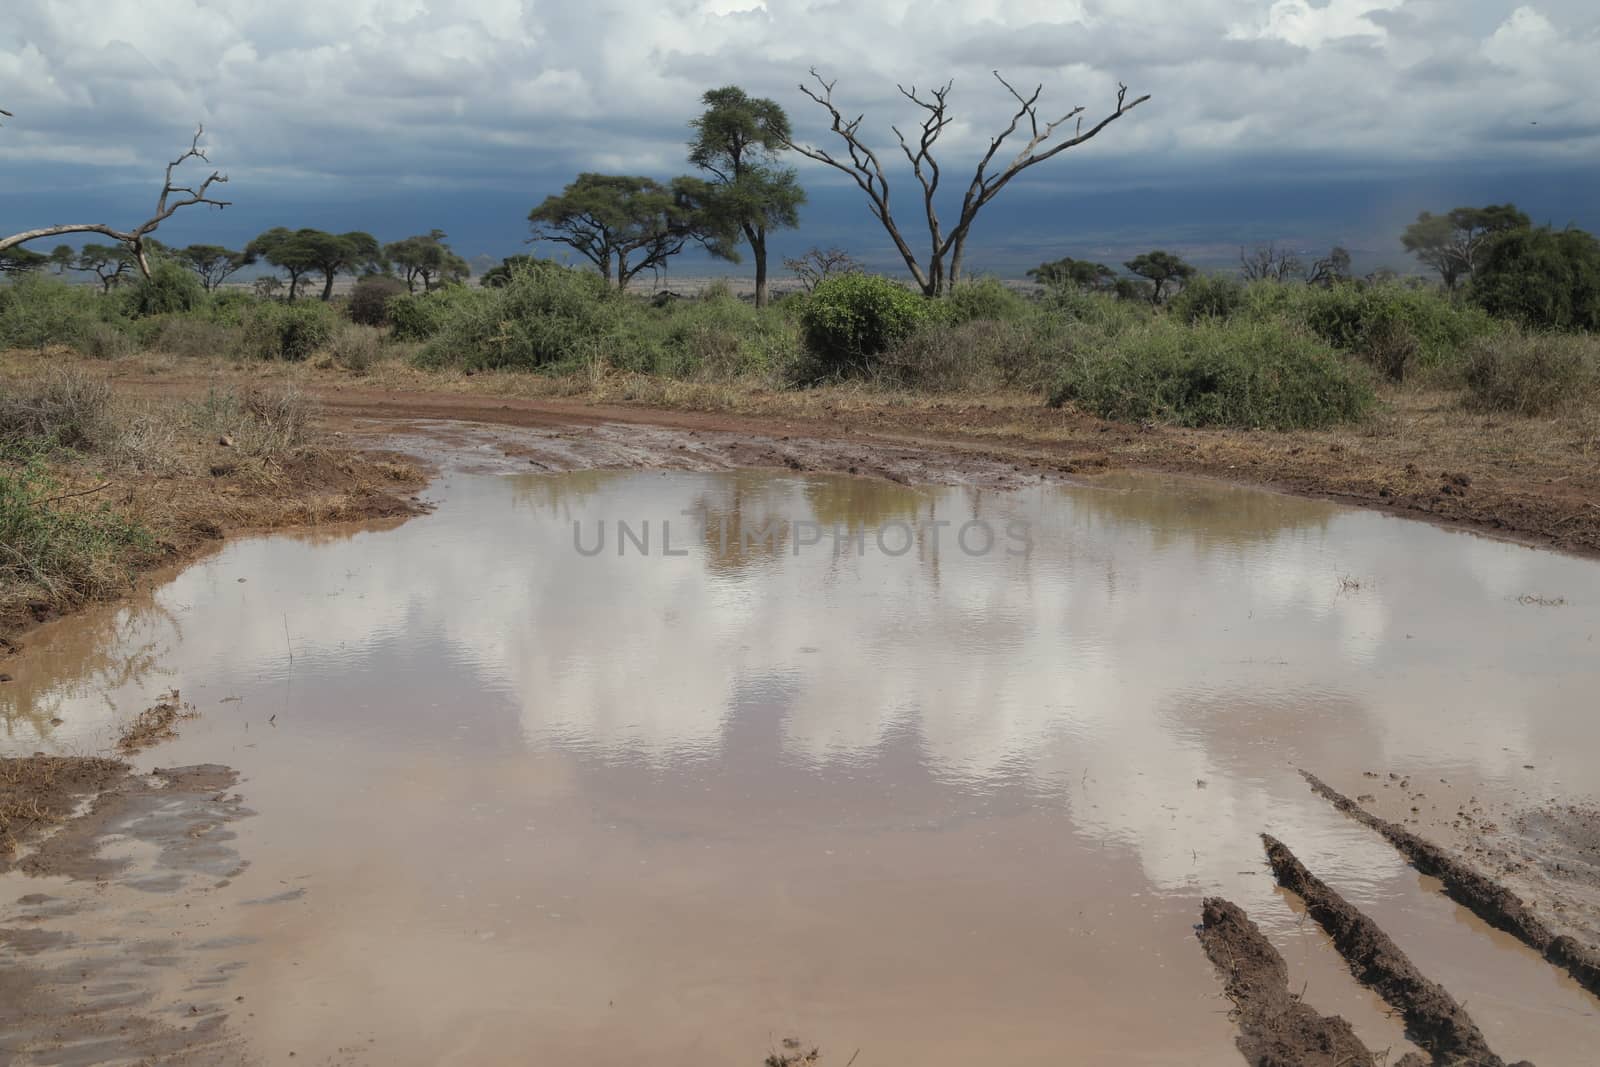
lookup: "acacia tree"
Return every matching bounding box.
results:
[385,230,470,293]
[786,70,1147,297]
[0,124,230,279]
[1401,204,1529,291]
[688,87,806,307]
[74,244,137,291]
[0,247,47,276]
[246,228,319,300]
[1124,250,1193,303]
[529,173,730,291]
[1028,256,1117,291]
[247,228,380,300]
[177,244,256,291]
[783,246,858,292]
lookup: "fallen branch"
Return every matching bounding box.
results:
[38,481,113,506]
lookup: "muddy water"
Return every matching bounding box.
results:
[5,467,1600,1065]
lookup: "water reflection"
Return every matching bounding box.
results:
[7,468,1600,1063]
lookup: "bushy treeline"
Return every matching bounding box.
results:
[4,251,1597,431]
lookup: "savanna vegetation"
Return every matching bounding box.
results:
[4,80,1600,632]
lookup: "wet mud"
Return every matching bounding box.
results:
[1197,897,1388,1067]
[0,764,251,1063]
[1262,835,1526,1067]
[1301,770,1600,1002]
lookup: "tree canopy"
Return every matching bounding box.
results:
[1028,256,1118,292]
[529,173,729,291]
[1124,251,1195,303]
[1401,204,1530,291]
[688,86,805,306]
[176,244,256,291]
[384,230,470,293]
[247,228,381,300]
[1472,225,1600,331]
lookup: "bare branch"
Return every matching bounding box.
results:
[788,68,1147,295]
[0,123,231,277]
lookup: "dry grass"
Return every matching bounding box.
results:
[116,689,198,754]
[1,355,427,639]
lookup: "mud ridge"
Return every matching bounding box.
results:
[1196,897,1396,1067]
[1301,770,1600,1000]
[1261,834,1526,1067]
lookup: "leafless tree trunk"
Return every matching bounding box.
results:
[786,71,1148,297]
[0,124,230,280]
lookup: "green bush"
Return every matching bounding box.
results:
[613,291,800,379]
[0,275,108,350]
[349,275,410,327]
[1291,281,1492,371]
[387,289,475,342]
[942,277,1029,324]
[417,263,615,371]
[134,314,242,359]
[880,317,1063,392]
[242,301,337,361]
[1462,327,1599,415]
[799,274,932,377]
[1472,227,1600,331]
[1169,274,1244,323]
[127,261,205,317]
[1048,316,1374,430]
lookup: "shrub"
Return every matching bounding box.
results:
[1048,316,1373,430]
[880,317,1061,392]
[1169,274,1244,323]
[387,290,469,342]
[241,301,337,361]
[942,277,1029,324]
[349,275,409,327]
[127,261,206,317]
[417,263,615,371]
[188,385,317,456]
[1247,280,1492,372]
[799,273,931,377]
[136,315,241,359]
[1359,310,1422,382]
[80,322,137,361]
[326,323,383,373]
[0,368,114,450]
[1472,226,1600,331]
[612,293,802,380]
[1462,327,1599,415]
[0,275,106,350]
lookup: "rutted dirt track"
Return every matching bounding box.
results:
[109,373,1600,558]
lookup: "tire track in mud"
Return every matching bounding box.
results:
[1261,834,1530,1067]
[1300,770,1600,1001]
[1196,897,1391,1067]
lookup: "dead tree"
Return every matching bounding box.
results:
[787,70,1148,296]
[0,123,230,280]
[1238,243,1304,283]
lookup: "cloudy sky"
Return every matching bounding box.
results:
[3,0,1597,274]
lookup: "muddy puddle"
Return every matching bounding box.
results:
[4,459,1600,1065]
